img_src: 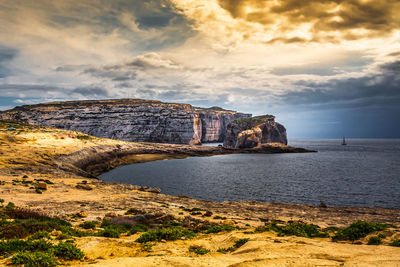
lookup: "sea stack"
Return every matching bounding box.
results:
[223,115,287,149]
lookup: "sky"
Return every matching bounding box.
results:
[0,0,399,138]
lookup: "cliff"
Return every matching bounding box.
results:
[0,99,250,145]
[223,115,287,148]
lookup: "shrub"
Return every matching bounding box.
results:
[5,202,15,210]
[273,221,329,238]
[79,221,97,229]
[0,239,53,255]
[54,242,84,260]
[390,239,400,247]
[203,211,213,217]
[234,238,249,248]
[141,243,153,251]
[129,223,149,234]
[0,211,9,219]
[98,228,120,238]
[0,220,64,239]
[136,227,195,243]
[204,224,236,234]
[332,221,389,241]
[59,225,89,238]
[77,135,90,140]
[189,245,210,255]
[125,208,146,215]
[217,238,249,253]
[367,236,382,245]
[11,251,59,267]
[29,231,50,240]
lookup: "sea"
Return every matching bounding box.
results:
[99,139,400,209]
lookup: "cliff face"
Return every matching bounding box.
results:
[223,115,287,148]
[0,99,250,145]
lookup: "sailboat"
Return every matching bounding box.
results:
[342,136,347,146]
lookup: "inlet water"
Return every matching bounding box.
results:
[99,139,400,208]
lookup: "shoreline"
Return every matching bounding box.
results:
[1,122,400,266]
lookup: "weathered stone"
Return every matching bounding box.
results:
[35,182,47,190]
[0,99,250,145]
[76,184,93,190]
[223,115,287,149]
[138,186,161,194]
[76,211,88,218]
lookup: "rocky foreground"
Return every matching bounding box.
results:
[0,121,400,266]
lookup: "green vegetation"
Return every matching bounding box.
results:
[11,251,59,267]
[205,224,236,234]
[217,238,249,253]
[28,231,50,240]
[332,221,389,241]
[98,228,121,238]
[54,242,84,260]
[390,239,400,247]
[76,135,90,140]
[367,236,382,245]
[189,245,210,255]
[0,204,85,265]
[98,220,133,238]
[136,227,195,243]
[129,223,149,234]
[78,221,97,229]
[255,221,329,238]
[125,208,146,215]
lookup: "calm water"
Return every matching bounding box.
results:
[99,139,400,208]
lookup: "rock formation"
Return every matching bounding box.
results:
[223,115,287,148]
[0,99,250,145]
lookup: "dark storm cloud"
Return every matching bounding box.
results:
[278,61,400,108]
[0,45,17,78]
[218,0,400,42]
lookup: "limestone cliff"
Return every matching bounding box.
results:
[223,115,287,148]
[0,99,250,145]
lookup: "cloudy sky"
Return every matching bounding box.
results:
[0,0,399,138]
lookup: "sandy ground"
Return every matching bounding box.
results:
[0,122,400,266]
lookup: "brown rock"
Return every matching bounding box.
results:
[319,202,328,208]
[76,184,93,190]
[36,182,47,190]
[76,211,88,218]
[138,186,161,194]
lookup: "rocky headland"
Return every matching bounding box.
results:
[223,115,287,149]
[0,99,251,145]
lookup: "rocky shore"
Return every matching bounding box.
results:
[1,121,400,266]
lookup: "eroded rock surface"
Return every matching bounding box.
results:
[0,99,250,145]
[223,115,287,148]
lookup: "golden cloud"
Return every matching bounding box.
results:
[217,0,400,42]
